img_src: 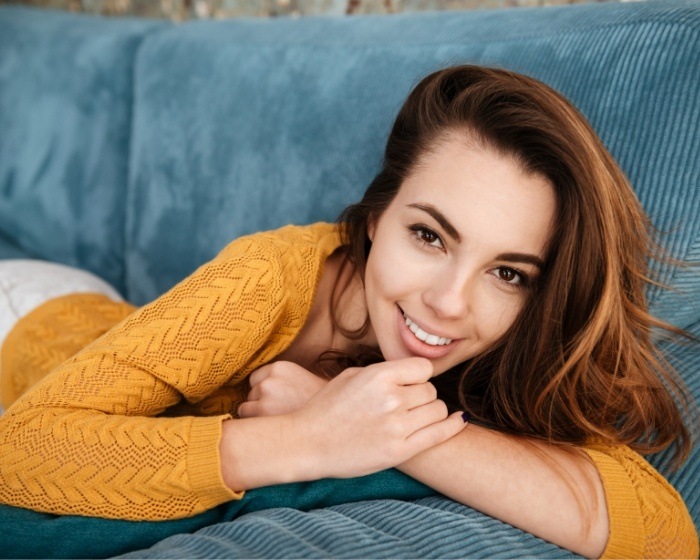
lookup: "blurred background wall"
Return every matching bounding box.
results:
[0,0,644,20]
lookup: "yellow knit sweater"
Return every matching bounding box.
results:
[0,223,697,558]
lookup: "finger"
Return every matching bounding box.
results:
[237,401,260,418]
[248,364,272,386]
[405,399,449,433]
[402,382,438,410]
[405,411,468,452]
[376,357,434,385]
[247,385,261,401]
[337,366,362,380]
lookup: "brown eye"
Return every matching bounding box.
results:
[420,230,439,244]
[497,267,526,286]
[409,225,444,250]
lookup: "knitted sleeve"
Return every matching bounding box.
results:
[0,232,295,521]
[583,444,698,559]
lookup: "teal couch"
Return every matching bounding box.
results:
[0,1,698,557]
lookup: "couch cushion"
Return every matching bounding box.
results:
[0,7,166,295]
[0,233,32,261]
[126,0,699,331]
[650,318,700,524]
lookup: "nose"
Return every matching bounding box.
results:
[422,268,473,321]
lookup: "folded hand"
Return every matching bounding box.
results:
[238,360,328,418]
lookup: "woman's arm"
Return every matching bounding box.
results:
[239,364,607,556]
[0,232,319,520]
[397,424,609,558]
[399,430,698,558]
[242,361,698,559]
[221,359,467,490]
[239,362,608,557]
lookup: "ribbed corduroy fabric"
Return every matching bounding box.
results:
[118,492,697,560]
[650,319,700,529]
[117,497,578,559]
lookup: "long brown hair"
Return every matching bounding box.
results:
[337,65,694,466]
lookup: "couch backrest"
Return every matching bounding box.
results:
[125,0,700,335]
[0,6,165,294]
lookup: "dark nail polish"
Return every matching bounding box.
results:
[461,411,471,423]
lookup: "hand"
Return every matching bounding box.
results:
[288,357,467,480]
[238,361,327,418]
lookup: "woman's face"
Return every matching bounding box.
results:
[364,135,556,376]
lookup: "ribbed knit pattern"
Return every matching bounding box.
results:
[0,223,697,557]
[0,223,342,520]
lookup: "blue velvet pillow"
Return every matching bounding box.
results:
[0,7,165,295]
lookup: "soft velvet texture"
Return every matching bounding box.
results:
[0,7,164,294]
[0,233,29,260]
[126,0,700,331]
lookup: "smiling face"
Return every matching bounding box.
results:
[363,134,556,376]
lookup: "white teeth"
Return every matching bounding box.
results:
[403,313,452,346]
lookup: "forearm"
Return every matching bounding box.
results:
[219,415,314,490]
[397,423,609,558]
[0,407,237,520]
[221,360,468,493]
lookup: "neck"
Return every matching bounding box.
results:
[276,248,379,376]
[328,251,378,354]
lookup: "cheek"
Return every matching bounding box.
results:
[365,237,409,299]
[473,293,523,343]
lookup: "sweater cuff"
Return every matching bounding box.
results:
[188,415,244,510]
[582,447,645,559]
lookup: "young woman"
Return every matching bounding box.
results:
[0,65,696,558]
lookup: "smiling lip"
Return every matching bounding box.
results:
[396,305,458,360]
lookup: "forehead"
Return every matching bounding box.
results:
[395,137,556,256]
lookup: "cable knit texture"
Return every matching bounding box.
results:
[0,223,342,520]
[0,294,135,410]
[0,223,697,558]
[584,445,698,558]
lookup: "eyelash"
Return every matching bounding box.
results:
[408,224,444,250]
[495,267,530,289]
[407,224,530,289]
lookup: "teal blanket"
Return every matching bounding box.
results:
[0,469,435,559]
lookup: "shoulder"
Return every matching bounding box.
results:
[582,443,698,558]
[206,223,344,308]
[214,222,342,266]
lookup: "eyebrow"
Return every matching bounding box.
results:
[407,203,462,242]
[495,252,545,270]
[407,202,545,270]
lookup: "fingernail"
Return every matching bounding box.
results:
[461,411,471,424]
